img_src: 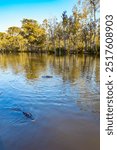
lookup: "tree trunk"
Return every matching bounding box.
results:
[59,38,61,55]
[93,2,96,53]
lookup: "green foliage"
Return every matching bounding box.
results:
[21,19,46,51]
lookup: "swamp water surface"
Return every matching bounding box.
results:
[0,54,100,150]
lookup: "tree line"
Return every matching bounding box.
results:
[0,0,100,54]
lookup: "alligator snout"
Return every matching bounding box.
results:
[23,112,34,120]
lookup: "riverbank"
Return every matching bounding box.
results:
[0,48,100,56]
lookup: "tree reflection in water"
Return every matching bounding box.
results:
[0,53,100,150]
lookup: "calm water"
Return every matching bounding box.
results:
[0,53,100,150]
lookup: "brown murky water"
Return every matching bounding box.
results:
[0,53,100,150]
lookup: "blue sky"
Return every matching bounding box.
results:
[0,0,78,32]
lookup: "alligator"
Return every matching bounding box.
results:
[23,111,34,120]
[42,75,53,78]
[10,108,34,120]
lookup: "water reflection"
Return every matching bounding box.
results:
[0,53,100,150]
[0,53,100,82]
[0,53,100,112]
[0,53,47,79]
